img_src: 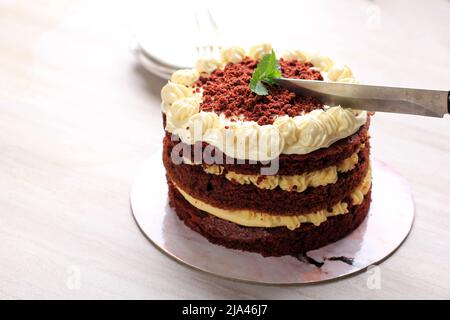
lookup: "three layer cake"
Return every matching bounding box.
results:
[161,44,372,257]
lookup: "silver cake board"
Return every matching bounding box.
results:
[130,152,414,284]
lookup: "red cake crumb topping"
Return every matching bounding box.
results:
[197,57,323,125]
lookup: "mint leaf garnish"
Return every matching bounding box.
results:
[249,49,281,95]
[253,81,269,95]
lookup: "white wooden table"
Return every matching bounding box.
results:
[0,0,449,299]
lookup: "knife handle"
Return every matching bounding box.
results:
[448,91,450,114]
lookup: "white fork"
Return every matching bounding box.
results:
[194,7,221,60]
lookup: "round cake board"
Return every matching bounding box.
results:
[130,152,414,284]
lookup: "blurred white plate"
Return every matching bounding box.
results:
[130,1,199,76]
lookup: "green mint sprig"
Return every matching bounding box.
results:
[249,49,281,95]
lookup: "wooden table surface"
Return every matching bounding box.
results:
[1,0,449,299]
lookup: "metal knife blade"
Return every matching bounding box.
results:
[276,78,450,118]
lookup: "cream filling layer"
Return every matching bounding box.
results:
[173,166,372,230]
[161,44,367,161]
[202,151,359,192]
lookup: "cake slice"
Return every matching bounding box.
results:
[161,44,371,257]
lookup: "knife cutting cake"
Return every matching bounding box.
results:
[161,44,372,257]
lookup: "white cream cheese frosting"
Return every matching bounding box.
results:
[248,43,272,60]
[195,58,221,74]
[200,147,361,192]
[221,46,246,64]
[161,44,365,161]
[170,69,199,86]
[309,53,334,72]
[282,49,309,62]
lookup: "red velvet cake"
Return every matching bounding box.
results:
[160,44,371,257]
